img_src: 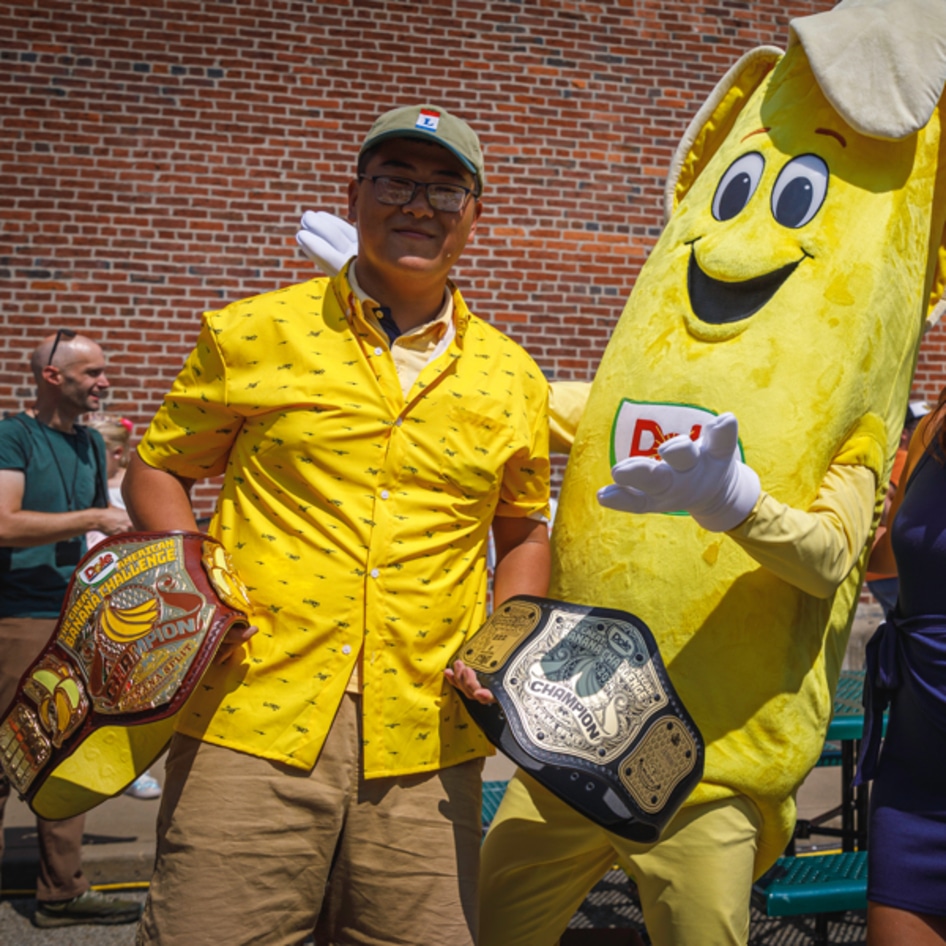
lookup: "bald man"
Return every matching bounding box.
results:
[0,331,140,928]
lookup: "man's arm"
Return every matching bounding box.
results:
[491,515,551,605]
[122,453,199,532]
[123,453,256,655]
[447,516,550,704]
[0,468,130,547]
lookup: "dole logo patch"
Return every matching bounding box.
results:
[610,400,743,466]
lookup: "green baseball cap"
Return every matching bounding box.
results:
[359,104,485,195]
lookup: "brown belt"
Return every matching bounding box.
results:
[0,531,250,820]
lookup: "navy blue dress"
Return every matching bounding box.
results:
[865,441,946,915]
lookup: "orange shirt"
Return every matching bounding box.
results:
[865,445,908,581]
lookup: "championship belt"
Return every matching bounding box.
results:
[0,531,250,820]
[458,596,703,842]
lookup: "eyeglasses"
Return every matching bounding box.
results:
[358,175,475,213]
[47,328,77,366]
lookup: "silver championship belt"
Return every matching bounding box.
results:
[0,531,251,820]
[457,596,704,842]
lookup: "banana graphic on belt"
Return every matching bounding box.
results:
[30,666,86,746]
[100,594,160,643]
[201,541,252,614]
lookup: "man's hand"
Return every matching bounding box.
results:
[215,622,258,664]
[296,211,358,277]
[96,506,133,535]
[597,412,761,532]
[445,659,496,705]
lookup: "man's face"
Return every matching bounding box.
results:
[52,341,110,415]
[348,137,482,288]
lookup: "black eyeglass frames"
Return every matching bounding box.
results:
[358,175,475,213]
[47,328,77,367]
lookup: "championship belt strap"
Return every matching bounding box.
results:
[458,596,704,842]
[0,531,250,820]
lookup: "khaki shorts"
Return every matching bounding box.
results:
[137,693,483,946]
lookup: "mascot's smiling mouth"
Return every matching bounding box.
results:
[687,247,804,324]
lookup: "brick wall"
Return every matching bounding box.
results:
[2,0,944,515]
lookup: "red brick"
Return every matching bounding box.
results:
[2,0,941,519]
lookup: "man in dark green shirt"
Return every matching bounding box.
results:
[0,331,141,928]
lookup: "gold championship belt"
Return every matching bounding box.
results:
[0,532,250,820]
[458,596,704,842]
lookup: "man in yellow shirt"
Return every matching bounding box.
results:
[123,104,551,946]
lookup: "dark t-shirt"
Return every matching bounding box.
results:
[0,413,107,617]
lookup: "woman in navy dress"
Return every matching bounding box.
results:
[858,390,946,945]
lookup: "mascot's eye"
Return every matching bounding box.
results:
[711,152,765,221]
[771,154,828,228]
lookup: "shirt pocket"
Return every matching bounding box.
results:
[439,403,512,498]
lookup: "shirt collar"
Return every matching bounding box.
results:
[348,262,454,342]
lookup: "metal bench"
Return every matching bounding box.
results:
[790,669,885,853]
[752,851,868,945]
[481,779,508,834]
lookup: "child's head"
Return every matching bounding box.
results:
[85,412,133,478]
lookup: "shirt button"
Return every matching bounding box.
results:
[380,490,389,500]
[394,418,403,427]
[342,644,351,655]
[370,568,380,578]
[374,347,383,356]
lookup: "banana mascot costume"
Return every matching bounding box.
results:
[480,1,946,943]
[297,1,946,942]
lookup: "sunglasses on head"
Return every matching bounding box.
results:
[47,328,77,367]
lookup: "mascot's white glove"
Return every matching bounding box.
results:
[597,412,761,532]
[296,211,358,277]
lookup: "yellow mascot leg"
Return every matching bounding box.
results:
[479,771,761,946]
[624,795,761,946]
[479,770,618,946]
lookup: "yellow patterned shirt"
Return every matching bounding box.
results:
[138,268,550,777]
